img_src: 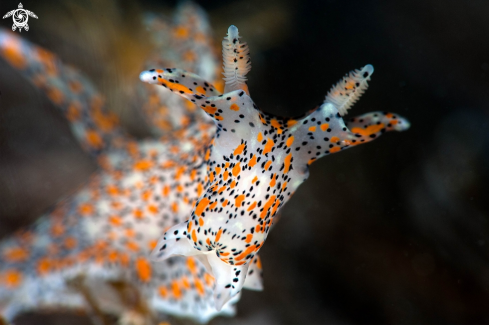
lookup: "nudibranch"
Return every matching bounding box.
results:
[0,2,409,323]
[140,25,410,310]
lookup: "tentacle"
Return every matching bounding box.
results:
[139,68,221,98]
[286,65,410,166]
[325,64,373,116]
[0,29,130,159]
[222,25,251,95]
[140,68,255,131]
[286,102,410,166]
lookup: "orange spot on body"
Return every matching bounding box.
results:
[159,286,168,298]
[134,160,153,170]
[195,198,210,216]
[320,123,330,131]
[192,230,197,242]
[126,241,140,252]
[148,205,158,214]
[182,277,191,289]
[204,273,214,286]
[264,160,272,170]
[194,278,205,296]
[37,258,52,275]
[287,119,297,127]
[248,155,257,167]
[232,162,241,176]
[133,209,144,219]
[160,78,193,95]
[286,136,295,147]
[187,257,197,274]
[235,245,256,261]
[234,143,245,155]
[351,123,385,136]
[141,190,151,201]
[329,146,341,153]
[235,194,245,207]
[172,281,182,299]
[201,105,217,115]
[284,153,292,174]
[215,229,223,242]
[106,185,119,196]
[257,132,263,142]
[196,86,206,94]
[271,198,281,216]
[308,126,316,132]
[245,234,253,243]
[271,119,283,133]
[148,240,158,250]
[330,136,340,143]
[230,103,240,111]
[3,247,28,262]
[66,102,81,122]
[260,195,277,219]
[51,224,64,237]
[64,237,77,250]
[248,201,257,211]
[2,38,26,68]
[135,258,152,282]
[190,169,197,181]
[263,138,275,155]
[86,130,103,149]
[3,270,22,288]
[69,80,82,93]
[270,174,276,187]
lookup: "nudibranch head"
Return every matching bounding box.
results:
[140,26,410,310]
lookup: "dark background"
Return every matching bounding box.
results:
[1,0,489,324]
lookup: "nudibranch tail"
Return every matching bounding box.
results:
[222,25,251,95]
[325,64,374,116]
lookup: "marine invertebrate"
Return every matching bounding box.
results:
[0,3,409,324]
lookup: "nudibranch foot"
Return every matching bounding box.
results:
[151,223,258,310]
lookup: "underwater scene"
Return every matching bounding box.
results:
[0,0,488,324]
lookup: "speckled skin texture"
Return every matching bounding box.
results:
[0,2,410,324]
